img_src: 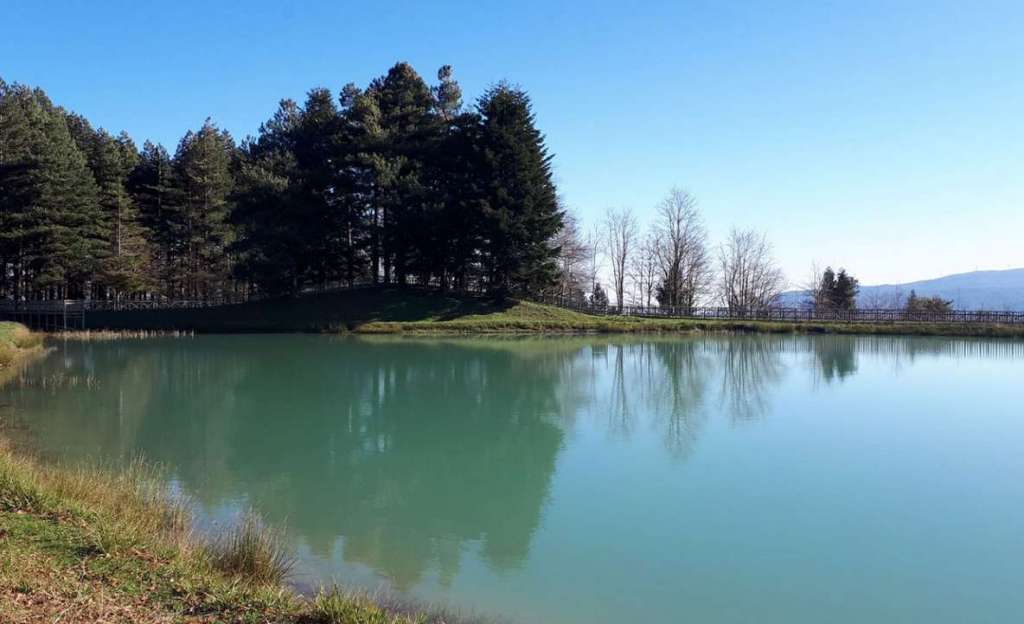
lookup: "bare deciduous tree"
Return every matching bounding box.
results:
[860,287,905,310]
[551,208,591,303]
[717,228,786,311]
[604,207,638,308]
[630,233,659,307]
[800,261,824,310]
[584,224,604,300]
[651,188,712,311]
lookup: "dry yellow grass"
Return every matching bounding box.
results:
[0,322,43,369]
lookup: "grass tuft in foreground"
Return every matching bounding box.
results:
[208,510,295,585]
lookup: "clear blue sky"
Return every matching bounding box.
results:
[4,0,1022,285]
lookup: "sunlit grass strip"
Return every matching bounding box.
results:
[354,302,1024,338]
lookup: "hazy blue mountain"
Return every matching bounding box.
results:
[777,268,1024,311]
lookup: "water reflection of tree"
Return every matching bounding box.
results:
[717,336,787,424]
[648,340,712,459]
[217,339,572,589]
[810,336,858,384]
[6,337,574,590]
[607,344,633,438]
[16,334,1022,592]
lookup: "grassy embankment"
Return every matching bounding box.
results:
[0,445,456,623]
[81,287,1024,338]
[0,322,479,623]
[1,322,45,387]
[0,322,44,369]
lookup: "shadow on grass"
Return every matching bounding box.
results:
[84,287,516,333]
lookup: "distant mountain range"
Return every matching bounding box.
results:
[777,268,1024,311]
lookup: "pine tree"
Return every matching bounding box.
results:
[365,63,437,285]
[477,83,563,295]
[95,131,151,297]
[128,141,178,296]
[293,88,347,288]
[434,65,463,122]
[0,80,36,299]
[428,109,485,290]
[0,84,103,298]
[4,64,567,302]
[832,269,859,311]
[173,120,236,299]
[815,266,858,311]
[232,99,305,295]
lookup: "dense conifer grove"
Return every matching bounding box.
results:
[0,63,563,300]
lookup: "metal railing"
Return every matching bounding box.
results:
[536,297,1024,325]
[3,291,1024,328]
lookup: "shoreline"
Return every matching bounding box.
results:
[17,289,1022,338]
[350,317,1024,338]
[0,322,493,624]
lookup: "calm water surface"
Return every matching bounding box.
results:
[2,335,1022,623]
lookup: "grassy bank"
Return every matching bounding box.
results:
[0,322,44,369]
[0,439,489,624]
[78,288,1024,338]
[0,323,486,623]
[359,300,1024,337]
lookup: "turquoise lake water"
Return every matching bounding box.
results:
[2,334,1022,623]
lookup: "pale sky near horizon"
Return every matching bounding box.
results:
[4,1,1022,287]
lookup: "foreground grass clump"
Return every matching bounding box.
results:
[208,511,295,585]
[0,441,481,623]
[0,322,43,368]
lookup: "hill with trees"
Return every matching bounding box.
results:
[780,268,1024,311]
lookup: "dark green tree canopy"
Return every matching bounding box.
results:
[815,267,860,311]
[1,64,564,301]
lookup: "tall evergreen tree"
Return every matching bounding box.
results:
[0,83,103,299]
[232,100,305,295]
[477,84,563,295]
[173,120,236,299]
[128,141,177,296]
[434,65,463,122]
[815,266,859,311]
[832,269,859,311]
[365,62,437,284]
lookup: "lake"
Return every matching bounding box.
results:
[2,334,1022,623]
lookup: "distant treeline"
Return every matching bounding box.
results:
[0,63,562,300]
